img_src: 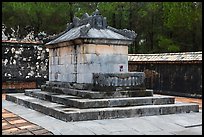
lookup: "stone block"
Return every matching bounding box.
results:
[77,73,93,83]
[92,72,145,91]
[59,46,73,56]
[112,45,128,55]
[49,73,53,81]
[91,44,128,55]
[51,65,57,74]
[55,73,62,81]
[49,56,52,65]
[95,45,114,54]
[54,65,59,74]
[77,64,100,74]
[98,55,128,66]
[71,54,77,64]
[57,65,65,74]
[114,55,128,64]
[78,44,96,54]
[77,54,88,64]
[57,42,67,48]
[59,74,66,82]
[67,74,76,83]
[50,56,54,65]
[65,64,75,73]
[49,49,54,57]
[52,57,56,65]
[57,65,63,73]
[99,64,115,73]
[53,48,60,57]
[65,54,72,64]
[58,64,74,76]
[49,66,52,74]
[58,57,65,65]
[77,53,99,64]
[54,57,60,65]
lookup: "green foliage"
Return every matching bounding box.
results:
[157,35,180,52]
[2,2,202,53]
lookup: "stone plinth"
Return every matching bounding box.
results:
[92,72,145,91]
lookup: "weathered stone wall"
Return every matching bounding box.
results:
[49,43,128,83]
[128,62,202,97]
[49,46,75,82]
[2,42,49,89]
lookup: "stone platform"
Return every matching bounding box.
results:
[5,87,199,122]
[41,85,153,99]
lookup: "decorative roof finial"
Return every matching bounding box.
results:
[92,9,100,16]
[81,13,89,19]
[73,16,80,27]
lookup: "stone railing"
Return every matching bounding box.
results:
[92,72,146,91]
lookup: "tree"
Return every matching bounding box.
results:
[2,2,202,53]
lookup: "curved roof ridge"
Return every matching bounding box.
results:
[45,9,136,45]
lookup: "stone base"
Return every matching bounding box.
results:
[24,90,161,108]
[46,72,146,92]
[4,77,199,122]
[92,73,146,91]
[44,81,94,90]
[45,75,146,92]
[6,91,199,122]
[42,83,153,99]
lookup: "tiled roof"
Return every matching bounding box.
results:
[46,10,136,45]
[128,51,202,62]
[46,25,132,45]
[2,40,42,44]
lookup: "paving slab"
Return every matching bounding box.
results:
[58,126,96,135]
[154,112,202,128]
[119,117,163,133]
[140,115,186,132]
[108,130,142,135]
[144,130,175,135]
[82,126,111,135]
[173,126,202,135]
[100,122,134,133]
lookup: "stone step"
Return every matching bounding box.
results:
[6,93,199,122]
[25,89,175,109]
[41,86,153,99]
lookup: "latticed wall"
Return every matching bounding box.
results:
[2,41,49,91]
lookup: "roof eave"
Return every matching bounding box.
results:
[45,37,134,48]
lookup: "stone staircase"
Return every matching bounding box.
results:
[6,85,199,122]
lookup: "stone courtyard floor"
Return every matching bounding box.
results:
[2,93,54,135]
[2,93,202,135]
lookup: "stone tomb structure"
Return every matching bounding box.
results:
[45,10,151,96]
[6,10,199,122]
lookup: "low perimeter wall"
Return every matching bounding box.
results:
[2,41,49,92]
[129,61,202,98]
